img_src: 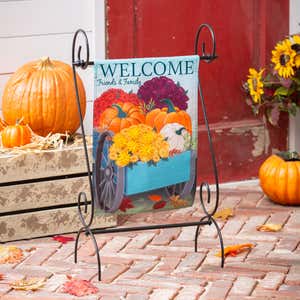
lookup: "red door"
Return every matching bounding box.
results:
[106,0,289,184]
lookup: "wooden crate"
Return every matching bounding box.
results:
[0,144,117,242]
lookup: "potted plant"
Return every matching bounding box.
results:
[243,34,300,205]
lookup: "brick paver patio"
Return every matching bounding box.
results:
[0,183,300,299]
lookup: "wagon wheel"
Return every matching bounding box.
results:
[165,150,196,198]
[94,131,124,213]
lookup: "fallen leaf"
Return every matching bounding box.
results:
[10,277,46,291]
[0,273,4,280]
[148,194,162,202]
[213,208,234,220]
[153,200,167,209]
[119,197,134,212]
[66,274,73,280]
[62,279,99,297]
[215,243,254,257]
[25,247,37,252]
[256,223,282,232]
[52,236,75,244]
[0,246,23,264]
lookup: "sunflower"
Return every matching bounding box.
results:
[271,39,296,78]
[247,68,264,104]
[292,35,300,68]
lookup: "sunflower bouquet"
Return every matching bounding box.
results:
[244,34,300,125]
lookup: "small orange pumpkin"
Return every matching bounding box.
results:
[259,152,300,206]
[1,122,31,148]
[145,99,192,133]
[98,102,145,133]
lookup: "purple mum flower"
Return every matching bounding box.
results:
[137,76,189,111]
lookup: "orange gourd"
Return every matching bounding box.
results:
[145,99,192,133]
[2,57,86,136]
[98,102,145,133]
[1,122,31,148]
[259,152,300,205]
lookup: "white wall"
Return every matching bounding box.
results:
[289,0,300,152]
[0,0,105,135]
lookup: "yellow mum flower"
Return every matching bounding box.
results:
[112,133,127,149]
[130,154,139,163]
[127,140,139,153]
[138,146,155,162]
[109,148,118,160]
[292,35,300,68]
[247,68,264,104]
[159,146,169,158]
[140,132,155,145]
[271,39,296,78]
[127,125,140,139]
[152,153,160,163]
[115,151,131,167]
[161,141,170,149]
[109,123,172,166]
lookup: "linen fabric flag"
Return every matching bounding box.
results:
[93,55,199,214]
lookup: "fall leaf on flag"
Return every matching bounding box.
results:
[153,200,167,209]
[256,223,282,232]
[213,208,234,220]
[62,278,99,297]
[215,243,254,257]
[148,194,162,202]
[118,197,134,212]
[10,277,46,291]
[0,246,23,264]
[169,195,188,208]
[52,235,75,244]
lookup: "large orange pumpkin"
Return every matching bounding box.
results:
[1,123,31,148]
[259,152,300,206]
[2,57,86,136]
[98,102,145,133]
[145,99,192,133]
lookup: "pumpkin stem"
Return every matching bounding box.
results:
[160,99,176,113]
[112,104,127,118]
[37,57,54,69]
[277,151,300,161]
[175,127,185,135]
[16,117,24,125]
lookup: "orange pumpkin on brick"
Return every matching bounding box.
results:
[98,102,145,133]
[145,99,192,133]
[259,152,300,206]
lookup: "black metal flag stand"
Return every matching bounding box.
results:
[71,23,224,281]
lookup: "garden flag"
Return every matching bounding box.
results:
[93,55,199,214]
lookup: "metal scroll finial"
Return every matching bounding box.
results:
[194,23,217,62]
[72,29,90,69]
